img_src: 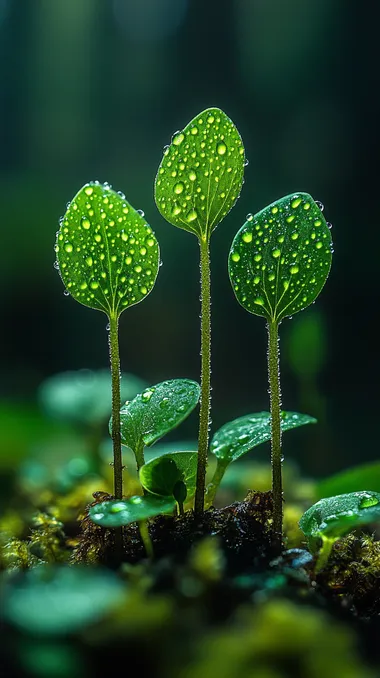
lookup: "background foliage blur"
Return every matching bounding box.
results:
[0,0,377,489]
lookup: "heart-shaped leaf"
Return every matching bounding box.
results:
[118,379,200,451]
[210,411,316,463]
[139,451,198,498]
[229,193,332,323]
[55,182,160,318]
[89,495,176,528]
[38,369,147,426]
[155,108,245,240]
[299,491,380,546]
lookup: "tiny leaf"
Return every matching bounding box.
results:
[229,193,332,323]
[139,451,198,498]
[56,182,160,318]
[118,379,200,451]
[155,108,245,240]
[299,491,380,546]
[210,411,316,463]
[89,495,176,528]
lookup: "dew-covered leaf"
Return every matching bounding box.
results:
[155,108,245,240]
[39,369,147,426]
[210,411,316,463]
[118,379,200,451]
[56,182,160,317]
[317,462,380,499]
[139,451,197,498]
[229,193,332,323]
[299,491,380,544]
[89,495,176,528]
[1,565,125,636]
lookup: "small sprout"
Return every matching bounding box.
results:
[89,495,176,529]
[299,491,380,571]
[206,411,316,505]
[139,451,197,502]
[228,193,332,542]
[155,108,246,513]
[116,379,200,471]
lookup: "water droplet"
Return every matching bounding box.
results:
[290,265,299,275]
[291,197,302,209]
[327,222,332,229]
[242,232,252,243]
[272,249,281,259]
[191,126,198,135]
[271,206,279,215]
[246,213,254,222]
[286,215,295,223]
[291,232,299,240]
[86,256,93,266]
[231,252,240,262]
[207,114,215,124]
[53,261,59,270]
[254,254,262,262]
[137,209,145,217]
[189,170,197,181]
[85,186,93,196]
[110,502,127,513]
[82,217,91,230]
[254,297,265,306]
[172,132,185,146]
[174,182,184,195]
[216,142,227,155]
[186,209,197,223]
[92,512,104,521]
[146,237,155,247]
[159,398,169,409]
[90,280,99,290]
[171,204,182,217]
[359,494,379,509]
[130,496,142,504]
[315,242,323,249]
[244,158,249,167]
[64,243,73,253]
[141,389,154,402]
[316,200,324,211]
[303,202,310,211]
[63,290,70,297]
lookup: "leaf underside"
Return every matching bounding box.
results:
[299,491,380,541]
[229,192,332,323]
[56,182,160,318]
[155,107,245,240]
[118,379,200,451]
[210,411,317,463]
[139,451,198,498]
[89,495,176,528]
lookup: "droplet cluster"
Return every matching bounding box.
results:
[228,192,333,322]
[55,182,160,316]
[155,107,245,239]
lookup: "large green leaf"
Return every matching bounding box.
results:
[210,411,316,463]
[55,182,160,317]
[118,379,200,451]
[316,462,380,499]
[139,451,197,498]
[38,369,147,426]
[299,491,380,546]
[155,108,245,240]
[89,495,176,528]
[228,193,332,323]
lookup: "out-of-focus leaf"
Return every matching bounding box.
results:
[89,495,176,528]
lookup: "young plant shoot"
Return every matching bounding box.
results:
[55,182,160,500]
[155,108,246,513]
[229,193,332,540]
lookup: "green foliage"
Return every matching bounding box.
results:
[299,491,380,548]
[317,461,380,499]
[2,565,124,635]
[210,411,316,464]
[139,451,197,499]
[56,182,160,318]
[118,379,200,451]
[89,495,176,528]
[228,193,332,323]
[39,369,146,426]
[154,108,245,241]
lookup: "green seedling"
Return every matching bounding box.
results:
[229,193,332,540]
[299,491,380,572]
[55,182,160,500]
[116,379,200,472]
[139,451,197,514]
[207,411,316,506]
[155,107,246,513]
[89,495,176,558]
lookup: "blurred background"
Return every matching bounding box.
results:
[0,0,377,496]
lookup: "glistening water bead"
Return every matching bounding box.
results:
[228,192,333,323]
[56,182,160,316]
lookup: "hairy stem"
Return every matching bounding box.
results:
[267,320,283,542]
[194,235,212,514]
[108,312,123,500]
[205,458,229,507]
[134,440,145,473]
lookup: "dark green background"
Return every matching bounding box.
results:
[0,0,376,479]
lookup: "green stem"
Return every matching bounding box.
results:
[138,520,154,559]
[108,313,123,500]
[205,458,229,507]
[134,440,145,473]
[267,320,283,542]
[194,236,212,514]
[315,536,336,573]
